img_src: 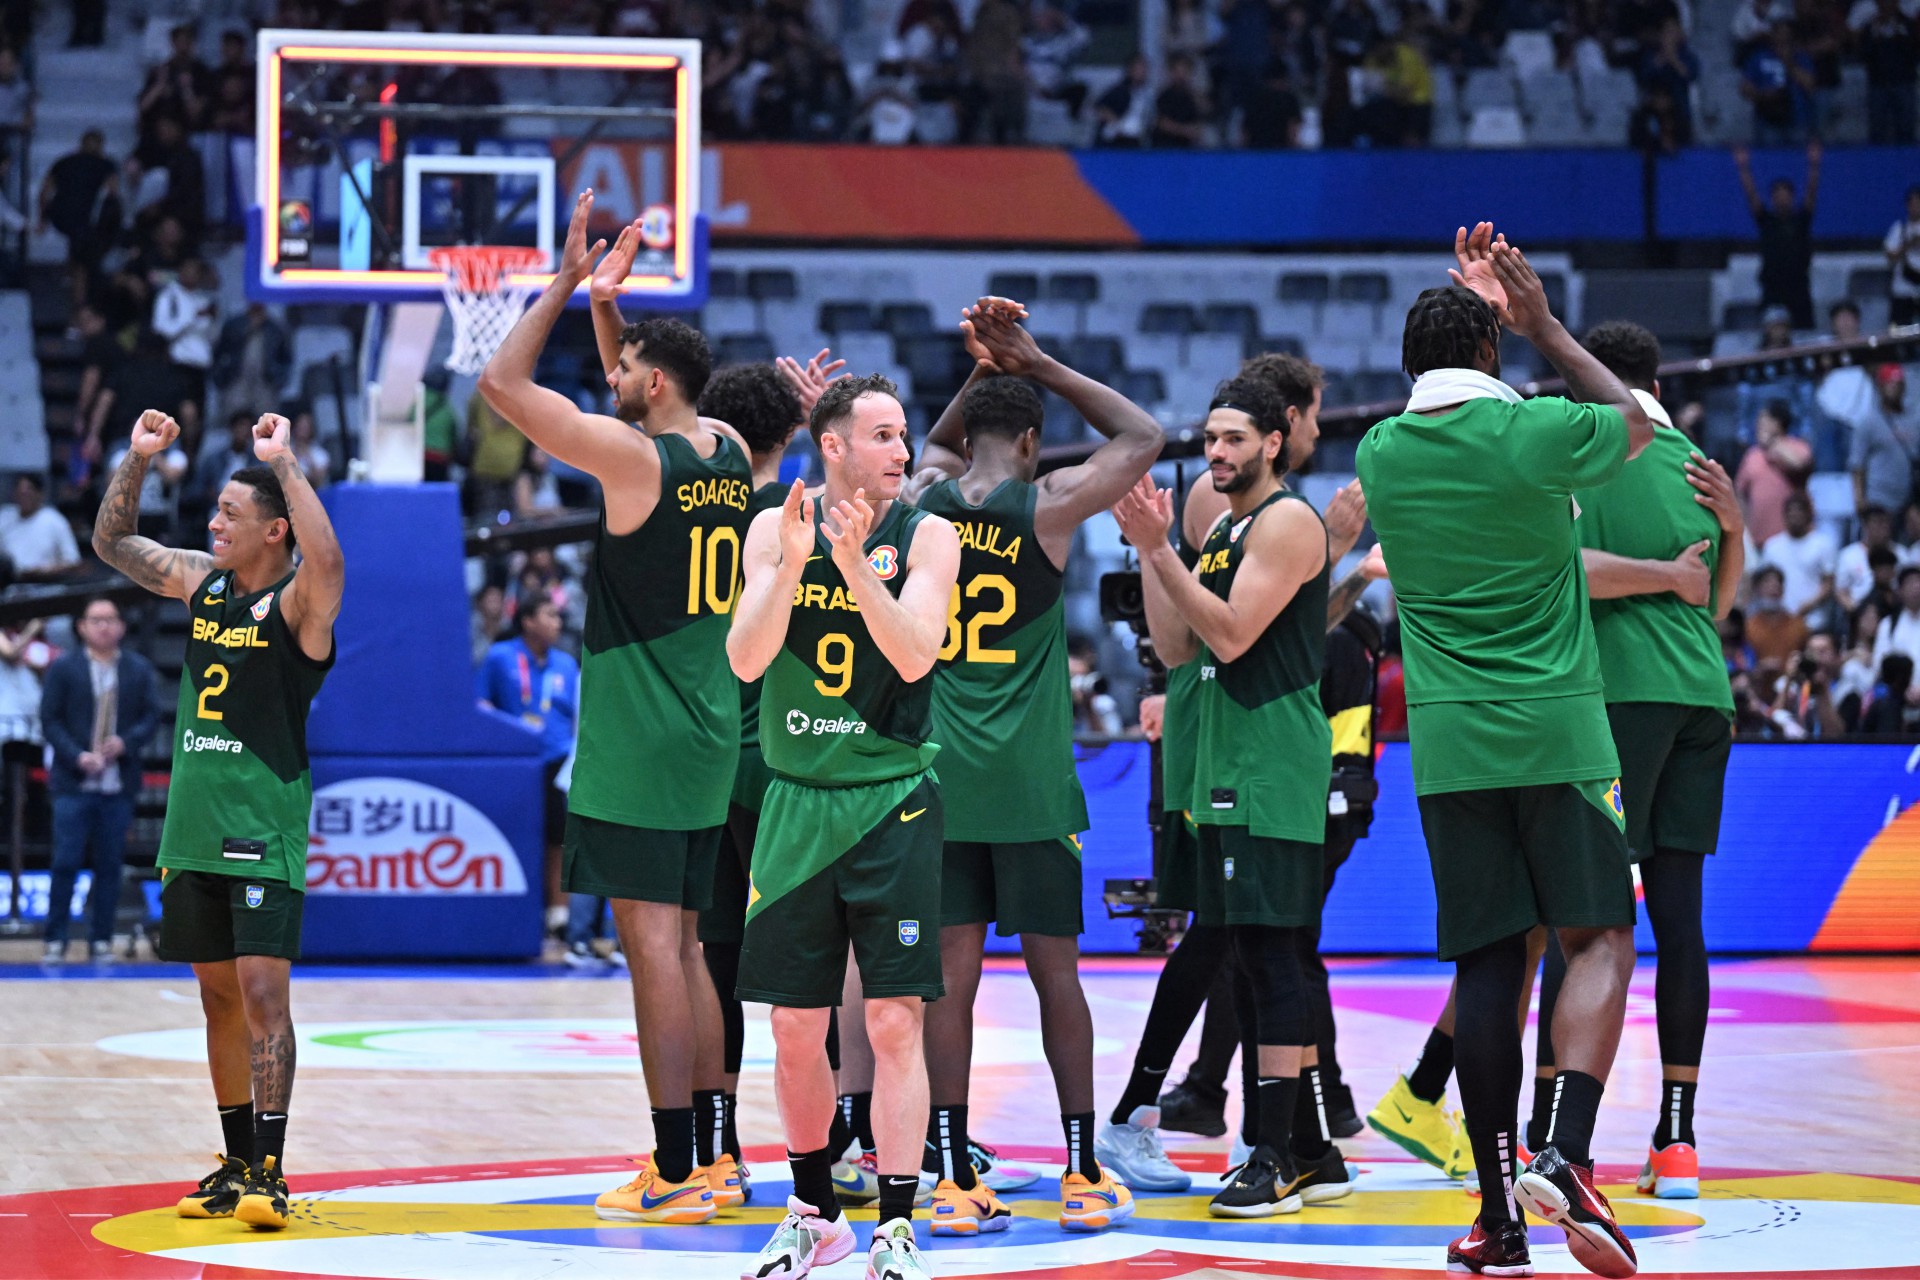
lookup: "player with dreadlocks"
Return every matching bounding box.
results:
[1356,224,1652,1277]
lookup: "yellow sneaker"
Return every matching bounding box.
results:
[1367,1073,1464,1176]
[176,1153,248,1218]
[233,1156,290,1231]
[1442,1107,1474,1180]
[1059,1166,1135,1232]
[703,1153,751,1209]
[593,1154,718,1224]
[928,1177,1012,1236]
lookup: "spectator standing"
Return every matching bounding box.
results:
[1163,0,1220,88]
[1746,563,1810,661]
[1736,399,1815,544]
[1836,504,1913,609]
[1872,563,1920,672]
[1638,18,1700,144]
[189,412,256,519]
[1740,22,1818,144]
[127,115,206,240]
[1217,0,1276,129]
[0,46,32,134]
[1761,491,1838,617]
[1885,186,1920,327]
[0,475,80,584]
[465,387,528,518]
[1819,301,1875,429]
[209,303,292,422]
[1025,5,1091,120]
[39,599,159,966]
[1850,365,1920,517]
[1858,0,1918,144]
[1244,62,1306,148]
[966,0,1029,143]
[421,369,460,483]
[860,53,921,144]
[137,24,211,132]
[1094,55,1154,146]
[472,583,506,666]
[291,408,331,487]
[1735,141,1821,328]
[209,30,255,134]
[1151,54,1209,147]
[35,130,119,273]
[1732,0,1792,62]
[151,258,218,416]
[477,596,579,945]
[0,619,48,752]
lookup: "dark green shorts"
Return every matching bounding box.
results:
[562,812,722,910]
[1155,810,1201,913]
[156,869,304,963]
[699,803,760,945]
[737,772,944,1007]
[1607,702,1732,862]
[940,836,1084,937]
[1417,779,1635,960]
[1194,824,1325,929]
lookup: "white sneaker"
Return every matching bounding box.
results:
[968,1139,1040,1192]
[864,1217,933,1280]
[741,1196,855,1280]
[40,941,65,967]
[562,943,606,970]
[1093,1106,1191,1191]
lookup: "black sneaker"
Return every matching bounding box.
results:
[1448,1218,1535,1276]
[175,1153,249,1218]
[1293,1145,1354,1204]
[235,1155,291,1230]
[1157,1081,1228,1138]
[1324,1081,1363,1138]
[1208,1145,1303,1218]
[1514,1146,1637,1278]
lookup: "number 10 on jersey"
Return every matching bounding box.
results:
[688,526,742,617]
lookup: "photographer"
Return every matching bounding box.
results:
[1068,634,1123,736]
[1770,633,1846,739]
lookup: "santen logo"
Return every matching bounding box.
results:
[785,709,867,736]
[181,727,243,754]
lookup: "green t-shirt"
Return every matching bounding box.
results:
[1575,416,1735,713]
[1356,393,1629,795]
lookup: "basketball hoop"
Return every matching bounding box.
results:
[428,246,548,376]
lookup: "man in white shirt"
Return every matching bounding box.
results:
[1836,503,1916,611]
[1887,186,1920,328]
[0,474,81,584]
[152,258,218,411]
[1873,564,1920,672]
[1818,301,1876,430]
[1762,491,1839,615]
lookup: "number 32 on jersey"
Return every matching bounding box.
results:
[941,573,1017,665]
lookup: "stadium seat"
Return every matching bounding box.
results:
[1319,301,1380,341]
[1278,273,1331,304]
[1348,370,1408,404]
[1183,334,1244,374]
[1721,301,1763,333]
[1463,69,1519,111]
[1251,333,1306,358]
[707,268,742,299]
[1066,335,1126,382]
[988,272,1040,302]
[1502,31,1556,81]
[718,333,777,365]
[818,301,878,335]
[1847,267,1892,307]
[1467,106,1526,147]
[896,334,971,395]
[1335,273,1391,305]
[880,303,935,338]
[1140,302,1200,335]
[1538,271,1570,325]
[1119,368,1167,408]
[1201,303,1261,345]
[1046,273,1102,304]
[1125,333,1186,378]
[746,269,798,302]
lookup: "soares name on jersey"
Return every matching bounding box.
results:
[675,477,752,514]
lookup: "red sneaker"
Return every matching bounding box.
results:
[1514,1146,1637,1278]
[1448,1219,1535,1276]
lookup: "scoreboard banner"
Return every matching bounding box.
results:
[1035,740,1920,958]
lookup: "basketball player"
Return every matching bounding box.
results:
[1356,224,1651,1276]
[1111,370,1338,1218]
[907,298,1161,1233]
[729,373,959,1280]
[480,191,750,1224]
[95,409,341,1230]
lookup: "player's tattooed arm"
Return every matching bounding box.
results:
[249,1028,297,1113]
[254,414,345,660]
[1325,546,1387,632]
[92,410,213,600]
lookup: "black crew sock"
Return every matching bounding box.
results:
[923,1104,975,1188]
[788,1145,842,1221]
[219,1102,253,1161]
[846,1090,875,1155]
[1526,1074,1555,1152]
[1253,1075,1298,1156]
[1291,1064,1332,1160]
[722,1093,741,1160]
[1407,1027,1455,1104]
[828,1094,856,1158]
[1545,1070,1605,1168]
[1111,1063,1170,1126]
[694,1089,725,1167]
[651,1106,696,1182]
[876,1173,918,1225]
[253,1111,287,1172]
[1062,1111,1099,1180]
[1654,1078,1697,1150]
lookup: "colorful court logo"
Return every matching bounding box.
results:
[868,544,899,579]
[899,919,920,945]
[19,1151,1920,1280]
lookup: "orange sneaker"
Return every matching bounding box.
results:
[928,1178,1012,1236]
[1059,1167,1135,1232]
[1634,1142,1698,1199]
[594,1155,717,1224]
[704,1153,751,1209]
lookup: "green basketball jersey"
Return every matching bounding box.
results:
[569,432,754,830]
[761,498,941,787]
[918,477,1087,842]
[1190,490,1331,842]
[732,481,791,810]
[1159,535,1204,817]
[157,567,333,886]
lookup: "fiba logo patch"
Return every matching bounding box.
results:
[1223,857,1236,881]
[251,592,275,621]
[639,204,675,250]
[868,545,899,580]
[245,885,265,909]
[786,709,812,735]
[899,920,920,945]
[1230,516,1252,543]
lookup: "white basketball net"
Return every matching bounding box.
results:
[429,247,547,376]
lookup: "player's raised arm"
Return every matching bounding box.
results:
[251,412,344,660]
[92,408,213,601]
[728,481,812,681]
[477,190,656,484]
[826,493,958,681]
[911,297,1029,488]
[587,217,643,378]
[1114,474,1200,667]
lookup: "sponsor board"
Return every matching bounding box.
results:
[307,776,528,895]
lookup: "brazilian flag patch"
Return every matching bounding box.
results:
[1582,776,1628,833]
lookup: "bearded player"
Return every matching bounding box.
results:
[95,409,342,1230]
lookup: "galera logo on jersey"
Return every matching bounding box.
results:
[307,776,529,895]
[181,726,243,754]
[785,709,868,736]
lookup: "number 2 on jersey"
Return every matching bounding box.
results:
[197,663,229,720]
[940,573,1017,664]
[686,526,742,617]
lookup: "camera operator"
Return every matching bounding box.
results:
[1770,633,1847,738]
[1068,634,1123,736]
